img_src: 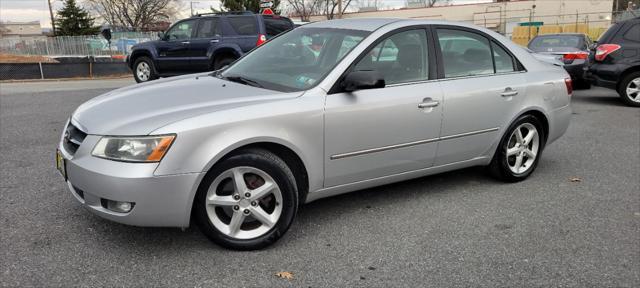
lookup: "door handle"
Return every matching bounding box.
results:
[500,87,518,97]
[210,39,220,43]
[181,41,190,45]
[418,99,440,109]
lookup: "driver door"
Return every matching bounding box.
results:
[156,19,197,72]
[324,29,444,187]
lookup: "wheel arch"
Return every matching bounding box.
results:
[128,49,154,69]
[187,139,310,227]
[210,46,242,64]
[616,65,640,91]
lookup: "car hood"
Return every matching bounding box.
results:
[72,73,303,135]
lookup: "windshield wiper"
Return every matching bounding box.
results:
[222,75,264,88]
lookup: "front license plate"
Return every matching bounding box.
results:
[56,149,67,180]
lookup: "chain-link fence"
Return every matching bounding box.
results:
[0,32,157,57]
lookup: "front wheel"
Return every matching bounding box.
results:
[133,56,158,83]
[618,72,640,107]
[194,148,298,250]
[489,115,546,182]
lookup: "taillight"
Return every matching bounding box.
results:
[564,77,573,96]
[562,52,588,64]
[594,44,621,61]
[256,34,267,46]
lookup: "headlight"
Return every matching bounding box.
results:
[91,135,176,162]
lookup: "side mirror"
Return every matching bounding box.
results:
[157,31,166,40]
[340,70,385,92]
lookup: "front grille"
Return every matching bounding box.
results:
[62,122,87,155]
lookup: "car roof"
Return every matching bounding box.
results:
[303,18,403,31]
[534,33,585,37]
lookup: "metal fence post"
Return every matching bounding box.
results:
[38,62,44,79]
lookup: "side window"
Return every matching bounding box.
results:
[196,18,220,38]
[166,20,196,40]
[354,29,428,85]
[492,42,515,73]
[437,29,493,78]
[623,23,640,42]
[227,16,258,35]
[264,17,293,38]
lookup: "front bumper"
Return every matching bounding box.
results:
[59,134,203,228]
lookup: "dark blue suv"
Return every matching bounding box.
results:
[127,12,294,83]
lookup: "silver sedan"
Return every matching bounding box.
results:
[56,19,572,250]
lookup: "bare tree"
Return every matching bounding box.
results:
[321,0,353,19]
[286,0,321,21]
[87,0,181,31]
[425,0,449,7]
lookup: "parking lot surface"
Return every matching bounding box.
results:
[1,79,639,287]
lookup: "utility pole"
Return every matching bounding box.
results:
[338,0,343,19]
[48,0,56,36]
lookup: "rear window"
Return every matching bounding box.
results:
[227,16,258,35]
[528,35,584,52]
[264,17,293,38]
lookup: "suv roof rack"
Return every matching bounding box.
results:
[194,11,254,17]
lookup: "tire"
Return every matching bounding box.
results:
[212,55,236,70]
[133,56,158,83]
[489,115,546,182]
[617,71,640,107]
[194,148,298,250]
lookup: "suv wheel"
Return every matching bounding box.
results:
[489,115,546,182]
[213,55,236,70]
[619,71,640,107]
[194,148,298,250]
[133,56,158,83]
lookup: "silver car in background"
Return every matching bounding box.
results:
[56,19,572,250]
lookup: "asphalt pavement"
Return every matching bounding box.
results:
[1,79,639,287]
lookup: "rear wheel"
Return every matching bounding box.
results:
[212,55,236,70]
[133,56,158,83]
[489,115,545,182]
[194,148,298,250]
[618,72,640,107]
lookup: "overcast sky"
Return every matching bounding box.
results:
[0,0,490,28]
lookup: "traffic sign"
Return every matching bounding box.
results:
[262,8,274,15]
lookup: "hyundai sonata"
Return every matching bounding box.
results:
[56,19,572,250]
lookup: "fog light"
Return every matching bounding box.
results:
[105,200,134,213]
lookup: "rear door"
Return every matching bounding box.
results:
[189,17,222,71]
[433,26,528,165]
[157,19,197,72]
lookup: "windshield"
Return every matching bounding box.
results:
[528,35,584,52]
[219,28,370,92]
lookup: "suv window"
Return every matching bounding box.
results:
[264,17,293,38]
[166,19,196,40]
[437,29,493,78]
[196,18,221,38]
[354,29,428,84]
[227,16,258,35]
[624,23,640,42]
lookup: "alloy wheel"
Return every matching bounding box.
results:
[205,167,282,239]
[136,62,151,82]
[506,123,540,174]
[625,77,640,103]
